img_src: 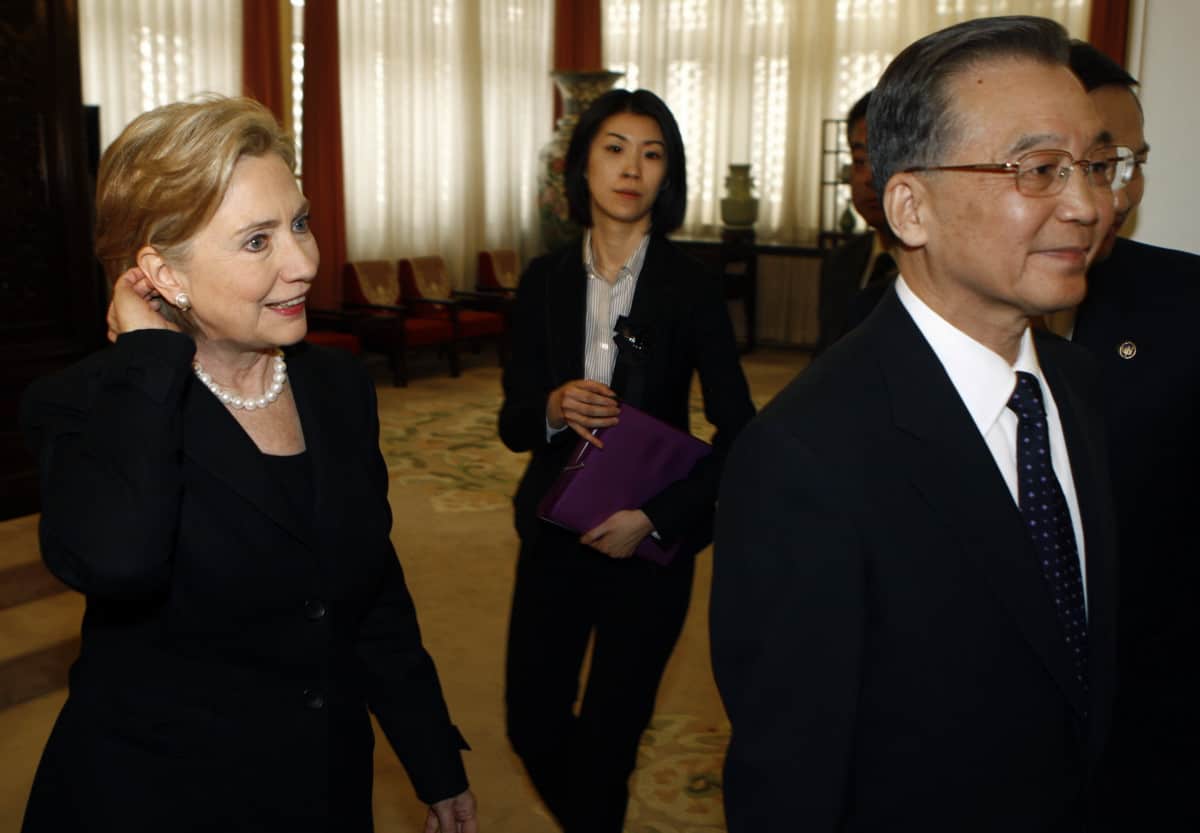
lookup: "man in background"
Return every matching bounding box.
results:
[1067,39,1200,829]
[813,90,898,355]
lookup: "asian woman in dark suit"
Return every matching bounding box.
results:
[498,89,755,833]
[20,97,477,833]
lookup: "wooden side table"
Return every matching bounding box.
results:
[672,230,758,352]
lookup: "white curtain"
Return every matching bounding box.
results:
[79,0,242,151]
[603,0,1091,243]
[339,0,554,287]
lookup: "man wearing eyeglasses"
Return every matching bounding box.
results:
[712,16,1120,832]
[1066,40,1200,831]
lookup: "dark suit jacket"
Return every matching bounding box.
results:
[498,234,754,558]
[20,331,467,833]
[712,289,1118,832]
[1074,237,1200,825]
[815,231,873,355]
[844,273,893,335]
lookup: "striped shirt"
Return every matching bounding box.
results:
[582,229,650,385]
[544,231,650,443]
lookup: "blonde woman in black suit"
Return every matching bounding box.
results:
[499,88,755,832]
[21,97,476,833]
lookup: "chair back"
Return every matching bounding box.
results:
[478,249,520,290]
[344,260,401,306]
[399,256,453,301]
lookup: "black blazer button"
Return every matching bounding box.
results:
[303,688,325,710]
[304,599,326,621]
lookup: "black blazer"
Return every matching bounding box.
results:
[1073,237,1200,825]
[815,231,873,355]
[20,332,467,833]
[712,289,1118,832]
[498,234,754,558]
[1074,237,1200,657]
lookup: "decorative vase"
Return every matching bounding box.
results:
[720,164,759,228]
[537,69,624,252]
[839,201,858,233]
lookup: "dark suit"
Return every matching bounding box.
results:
[1074,237,1200,828]
[844,272,893,335]
[498,235,754,832]
[815,231,873,355]
[712,289,1117,832]
[20,331,467,833]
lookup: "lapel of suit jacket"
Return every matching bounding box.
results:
[1074,242,1130,348]
[1037,333,1118,752]
[874,295,1089,720]
[848,231,874,280]
[285,346,330,548]
[827,231,874,296]
[545,241,588,385]
[610,235,673,403]
[182,358,315,549]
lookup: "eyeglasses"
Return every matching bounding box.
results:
[905,148,1132,197]
[1100,145,1139,191]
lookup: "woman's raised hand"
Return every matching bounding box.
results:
[106,266,182,342]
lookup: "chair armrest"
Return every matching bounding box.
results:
[307,306,350,315]
[345,301,409,314]
[307,306,360,325]
[406,297,458,310]
[453,290,512,312]
[454,290,504,301]
[401,298,462,329]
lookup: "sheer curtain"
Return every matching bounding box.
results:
[605,1,794,238]
[79,0,242,150]
[339,0,553,287]
[603,0,1091,243]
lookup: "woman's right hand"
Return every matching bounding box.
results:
[547,379,620,448]
[106,266,181,342]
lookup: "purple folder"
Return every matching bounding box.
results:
[537,403,712,565]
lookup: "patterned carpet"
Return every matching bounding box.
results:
[627,713,729,833]
[378,392,525,514]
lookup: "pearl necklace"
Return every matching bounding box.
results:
[193,352,288,411]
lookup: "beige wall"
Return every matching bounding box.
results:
[1126,0,1200,255]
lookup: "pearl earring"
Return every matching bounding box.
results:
[175,293,191,311]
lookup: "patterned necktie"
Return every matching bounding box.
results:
[1007,371,1089,691]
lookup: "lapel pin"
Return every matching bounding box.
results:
[1117,340,1137,360]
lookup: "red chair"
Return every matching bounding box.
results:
[304,308,363,355]
[342,260,459,386]
[476,248,521,297]
[398,256,508,368]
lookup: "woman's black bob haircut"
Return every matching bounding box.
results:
[564,88,688,234]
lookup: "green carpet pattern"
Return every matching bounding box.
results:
[378,394,527,513]
[627,713,730,833]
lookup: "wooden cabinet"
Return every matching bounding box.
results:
[0,0,106,519]
[673,233,821,353]
[673,231,759,353]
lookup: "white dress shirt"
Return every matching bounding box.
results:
[582,229,649,385]
[545,231,650,441]
[894,277,1088,610]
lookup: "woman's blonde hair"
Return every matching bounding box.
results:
[95,95,295,285]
